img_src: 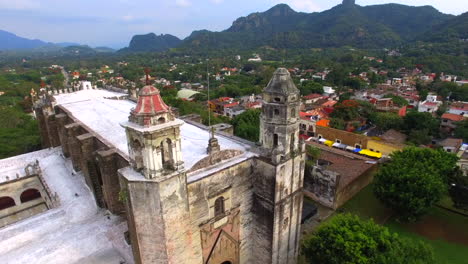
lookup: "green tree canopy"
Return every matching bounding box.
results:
[402,111,439,144]
[374,147,458,221]
[302,213,435,264]
[383,94,408,107]
[300,81,323,96]
[231,109,260,142]
[373,112,403,131]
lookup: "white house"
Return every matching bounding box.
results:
[323,86,336,97]
[418,94,442,114]
[448,102,468,117]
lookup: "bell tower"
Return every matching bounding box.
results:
[119,79,200,264]
[260,68,301,163]
[255,68,305,264]
[123,84,184,179]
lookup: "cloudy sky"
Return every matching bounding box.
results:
[0,0,466,48]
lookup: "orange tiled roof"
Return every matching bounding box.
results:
[442,113,465,122]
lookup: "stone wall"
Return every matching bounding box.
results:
[40,105,127,215]
[187,159,255,264]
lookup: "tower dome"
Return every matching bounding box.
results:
[129,85,174,126]
[264,68,299,95]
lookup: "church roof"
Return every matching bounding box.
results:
[133,85,170,116]
[264,68,299,95]
[53,89,253,172]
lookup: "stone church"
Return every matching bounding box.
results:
[24,68,305,264]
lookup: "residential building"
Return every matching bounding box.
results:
[441,113,465,132]
[448,102,468,117]
[209,97,239,115]
[224,105,246,118]
[439,138,463,153]
[304,141,377,209]
[418,94,442,114]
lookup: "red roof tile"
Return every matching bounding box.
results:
[442,113,465,122]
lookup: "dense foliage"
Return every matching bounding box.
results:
[454,119,468,142]
[402,111,439,145]
[231,109,260,142]
[0,106,40,158]
[373,147,458,221]
[373,112,403,131]
[302,213,435,264]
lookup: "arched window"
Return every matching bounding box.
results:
[132,140,144,171]
[161,138,174,170]
[214,196,225,217]
[274,97,281,102]
[221,262,232,264]
[273,134,279,147]
[158,117,166,124]
[20,189,41,203]
[0,196,15,210]
[291,108,296,118]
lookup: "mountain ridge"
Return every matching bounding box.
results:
[124,2,463,53]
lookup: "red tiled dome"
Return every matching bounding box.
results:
[133,85,170,115]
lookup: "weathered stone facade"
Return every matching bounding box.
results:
[34,68,306,264]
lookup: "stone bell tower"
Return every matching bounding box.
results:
[123,84,184,179]
[260,68,301,163]
[256,68,305,264]
[119,82,200,264]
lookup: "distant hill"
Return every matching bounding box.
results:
[0,30,85,51]
[120,33,182,52]
[0,30,48,50]
[178,1,453,51]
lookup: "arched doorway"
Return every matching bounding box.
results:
[0,196,16,210]
[20,189,41,203]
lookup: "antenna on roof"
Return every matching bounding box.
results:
[144,68,151,85]
[207,60,211,131]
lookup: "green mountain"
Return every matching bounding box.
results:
[420,12,468,42]
[121,33,182,52]
[179,1,453,51]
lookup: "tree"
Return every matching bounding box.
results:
[300,81,323,95]
[231,109,260,142]
[373,112,403,131]
[383,94,408,107]
[448,168,468,210]
[403,111,439,140]
[330,118,346,130]
[454,119,468,142]
[302,214,435,264]
[374,147,458,221]
[330,100,360,121]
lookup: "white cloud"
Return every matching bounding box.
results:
[0,0,39,10]
[175,0,191,7]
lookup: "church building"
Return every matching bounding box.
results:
[1,68,306,264]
